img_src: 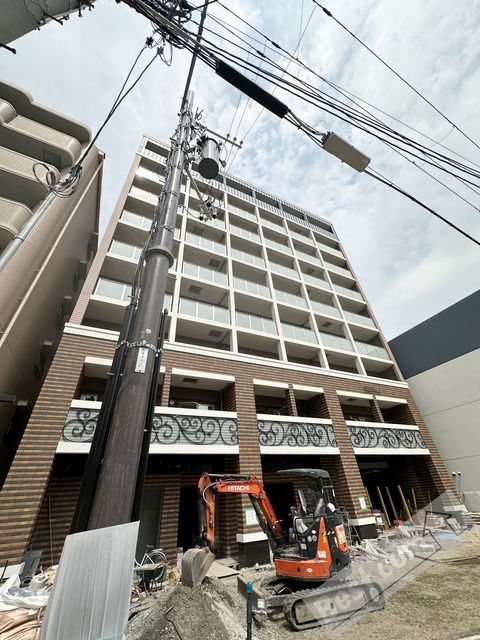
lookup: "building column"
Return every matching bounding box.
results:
[235,374,269,565]
[285,384,298,416]
[158,475,180,562]
[323,388,374,538]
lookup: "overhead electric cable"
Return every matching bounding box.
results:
[124,1,480,236]
[212,2,480,172]
[312,0,480,153]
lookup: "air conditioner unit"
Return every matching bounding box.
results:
[80,394,98,402]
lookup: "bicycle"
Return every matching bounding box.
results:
[134,545,168,594]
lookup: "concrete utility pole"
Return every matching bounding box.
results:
[87,92,195,530]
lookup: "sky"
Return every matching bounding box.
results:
[2,0,480,340]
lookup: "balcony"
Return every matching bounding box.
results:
[270,262,298,279]
[234,277,270,298]
[344,310,376,329]
[333,283,364,301]
[319,331,352,352]
[310,300,341,318]
[257,416,338,455]
[58,401,238,455]
[230,223,261,244]
[282,322,317,344]
[275,290,307,308]
[183,261,228,286]
[185,231,226,255]
[355,341,390,360]
[264,237,292,255]
[237,311,277,335]
[179,298,229,324]
[231,247,265,269]
[346,421,428,455]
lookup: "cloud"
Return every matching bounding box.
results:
[2,0,479,340]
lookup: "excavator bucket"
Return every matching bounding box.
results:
[181,547,215,588]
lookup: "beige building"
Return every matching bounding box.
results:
[0,0,91,45]
[0,134,459,569]
[0,79,103,485]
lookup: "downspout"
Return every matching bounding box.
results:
[0,190,57,271]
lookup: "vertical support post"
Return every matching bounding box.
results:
[246,581,253,640]
[87,93,195,531]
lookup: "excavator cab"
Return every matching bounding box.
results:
[274,469,350,582]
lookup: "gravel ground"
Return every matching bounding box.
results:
[125,526,480,640]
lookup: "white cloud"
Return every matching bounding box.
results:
[1,0,479,340]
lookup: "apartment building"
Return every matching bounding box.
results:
[0,134,456,568]
[0,79,103,486]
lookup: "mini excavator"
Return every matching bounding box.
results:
[182,469,384,630]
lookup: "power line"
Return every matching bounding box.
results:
[312,0,480,154]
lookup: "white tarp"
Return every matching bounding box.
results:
[39,521,139,640]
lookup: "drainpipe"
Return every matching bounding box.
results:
[0,190,57,271]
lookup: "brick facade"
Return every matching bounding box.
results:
[0,329,457,566]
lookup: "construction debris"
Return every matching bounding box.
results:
[126,526,480,640]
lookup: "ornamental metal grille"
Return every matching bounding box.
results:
[151,414,238,446]
[348,426,426,449]
[62,408,238,447]
[258,419,337,448]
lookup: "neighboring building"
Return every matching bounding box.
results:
[0,135,457,569]
[389,290,480,510]
[0,79,103,486]
[1,0,93,45]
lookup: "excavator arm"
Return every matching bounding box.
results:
[198,472,284,551]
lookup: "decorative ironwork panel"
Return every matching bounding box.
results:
[258,420,337,448]
[348,426,426,450]
[63,408,99,443]
[62,408,238,447]
[151,414,238,446]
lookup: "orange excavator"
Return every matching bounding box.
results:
[182,468,384,630]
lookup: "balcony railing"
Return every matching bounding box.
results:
[355,341,390,360]
[258,417,338,451]
[333,284,363,301]
[237,311,277,334]
[179,298,229,324]
[281,322,317,343]
[234,277,270,298]
[60,403,238,452]
[183,262,228,286]
[344,310,376,328]
[347,422,427,453]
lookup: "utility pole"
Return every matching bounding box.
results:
[87,92,195,530]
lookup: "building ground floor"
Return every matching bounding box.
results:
[0,324,462,570]
[28,450,458,569]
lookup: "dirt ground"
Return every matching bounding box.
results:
[126,526,480,640]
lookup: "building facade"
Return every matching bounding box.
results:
[0,79,103,486]
[0,135,457,568]
[389,290,480,510]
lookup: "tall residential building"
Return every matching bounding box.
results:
[389,290,480,510]
[0,135,457,569]
[0,79,103,486]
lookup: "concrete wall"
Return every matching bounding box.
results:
[405,348,480,494]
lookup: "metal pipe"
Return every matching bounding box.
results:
[0,191,57,272]
[165,607,187,640]
[246,581,253,640]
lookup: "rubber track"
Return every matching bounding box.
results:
[282,580,385,630]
